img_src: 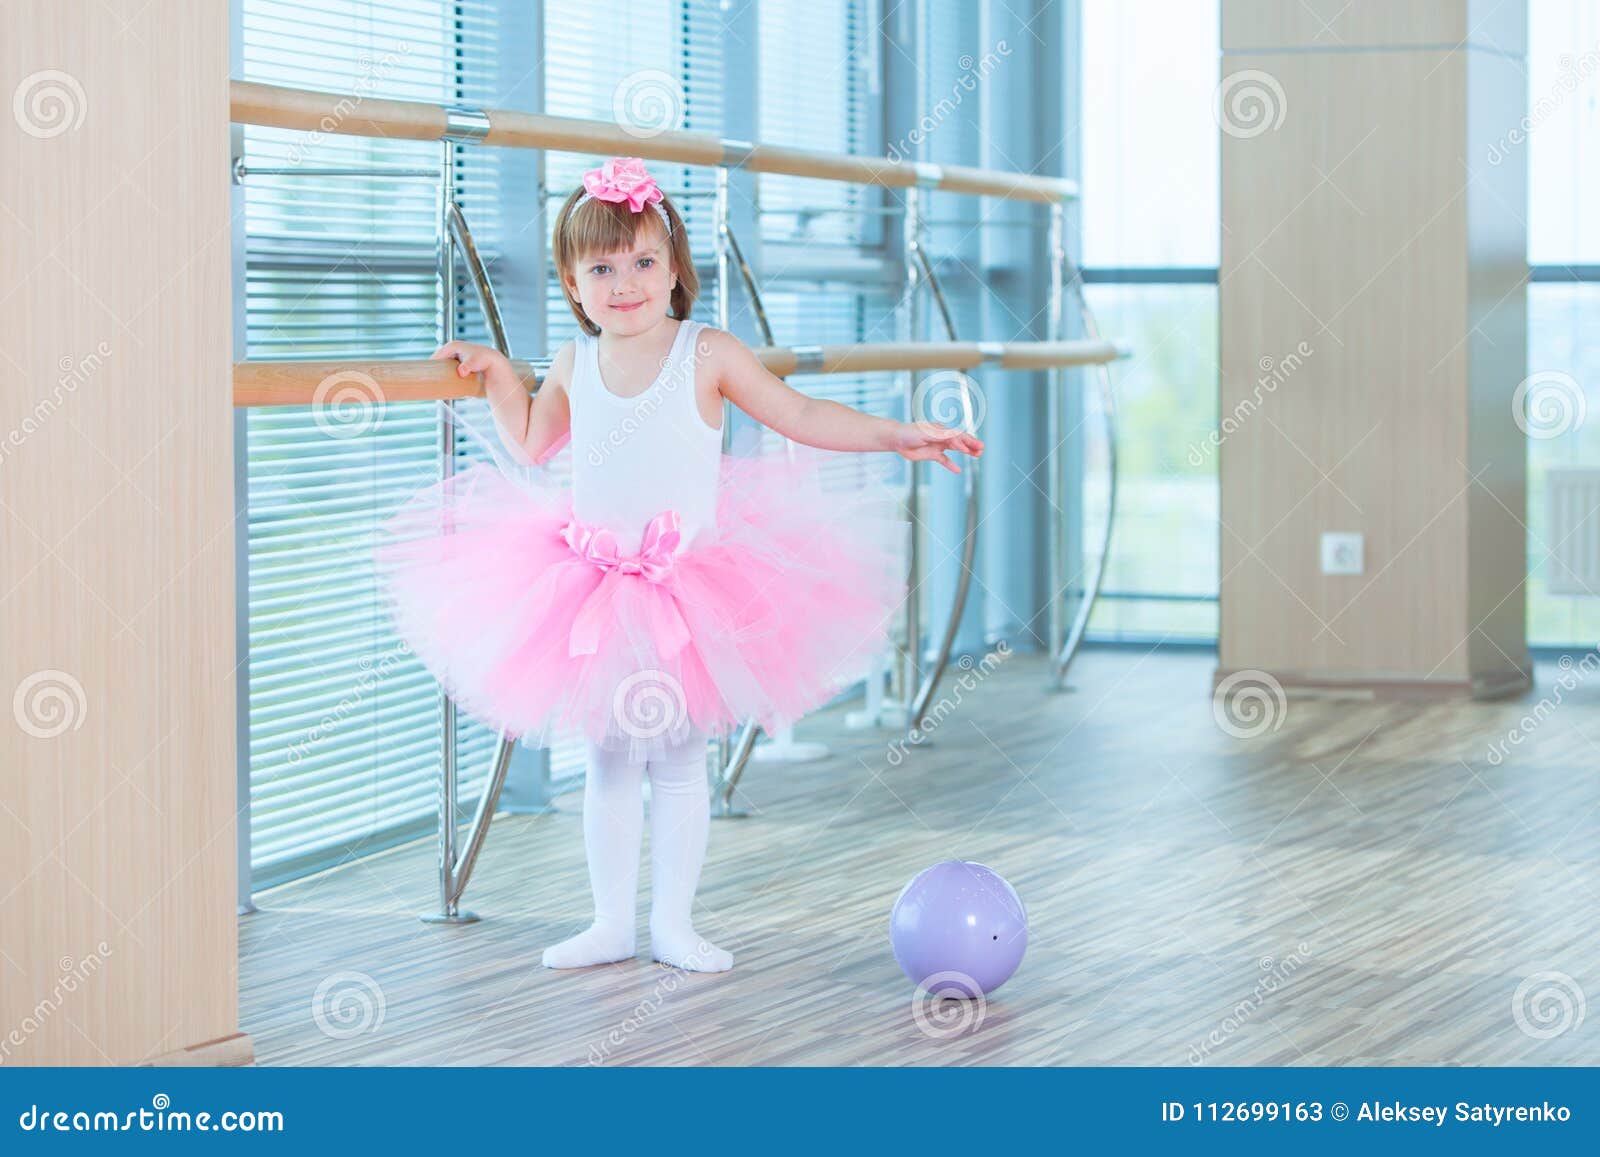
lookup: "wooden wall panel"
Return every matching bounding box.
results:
[0,2,246,1063]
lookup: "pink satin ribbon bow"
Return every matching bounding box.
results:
[561,510,691,660]
[579,156,664,214]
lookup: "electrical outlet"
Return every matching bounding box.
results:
[1320,532,1364,576]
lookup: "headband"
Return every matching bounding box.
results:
[574,156,672,232]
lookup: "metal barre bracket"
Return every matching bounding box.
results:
[789,345,826,374]
[719,138,758,169]
[443,106,491,142]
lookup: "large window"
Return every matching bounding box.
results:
[1080,2,1600,650]
[756,0,895,492]
[233,1,1595,897]
[1525,1,1600,646]
[1079,0,1221,642]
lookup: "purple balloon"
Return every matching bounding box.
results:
[889,860,1027,997]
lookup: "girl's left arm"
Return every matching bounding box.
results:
[708,329,984,474]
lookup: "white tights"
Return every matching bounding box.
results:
[540,728,733,972]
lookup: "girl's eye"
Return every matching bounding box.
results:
[638,257,654,268]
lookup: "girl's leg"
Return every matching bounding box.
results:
[645,728,733,972]
[541,738,644,968]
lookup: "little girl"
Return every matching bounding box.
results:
[376,156,982,974]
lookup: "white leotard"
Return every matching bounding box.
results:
[568,318,722,555]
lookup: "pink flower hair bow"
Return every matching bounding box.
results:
[579,157,665,214]
[561,509,691,660]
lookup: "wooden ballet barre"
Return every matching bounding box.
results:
[230,80,1078,205]
[763,339,1129,376]
[232,357,534,407]
[232,340,1129,407]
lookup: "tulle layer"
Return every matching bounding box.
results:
[374,442,908,762]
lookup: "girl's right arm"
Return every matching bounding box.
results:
[431,340,574,466]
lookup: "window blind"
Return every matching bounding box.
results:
[757,2,904,492]
[239,0,515,888]
[758,0,874,248]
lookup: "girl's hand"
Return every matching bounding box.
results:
[430,340,510,381]
[891,419,985,474]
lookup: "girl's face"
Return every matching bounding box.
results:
[565,219,676,336]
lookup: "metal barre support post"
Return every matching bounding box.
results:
[1049,250,1120,688]
[418,146,520,925]
[895,187,923,723]
[708,165,766,817]
[903,227,982,730]
[1043,204,1119,688]
[1046,204,1065,667]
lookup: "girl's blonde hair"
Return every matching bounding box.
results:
[552,185,698,336]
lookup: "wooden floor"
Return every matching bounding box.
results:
[240,648,1600,1066]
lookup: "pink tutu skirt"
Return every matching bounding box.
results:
[374,440,908,761]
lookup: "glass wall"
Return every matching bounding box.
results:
[1079,0,1220,642]
[1525,1,1600,645]
[1079,1,1599,649]
[235,0,1600,891]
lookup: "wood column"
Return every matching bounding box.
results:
[1219,0,1530,697]
[0,2,248,1063]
